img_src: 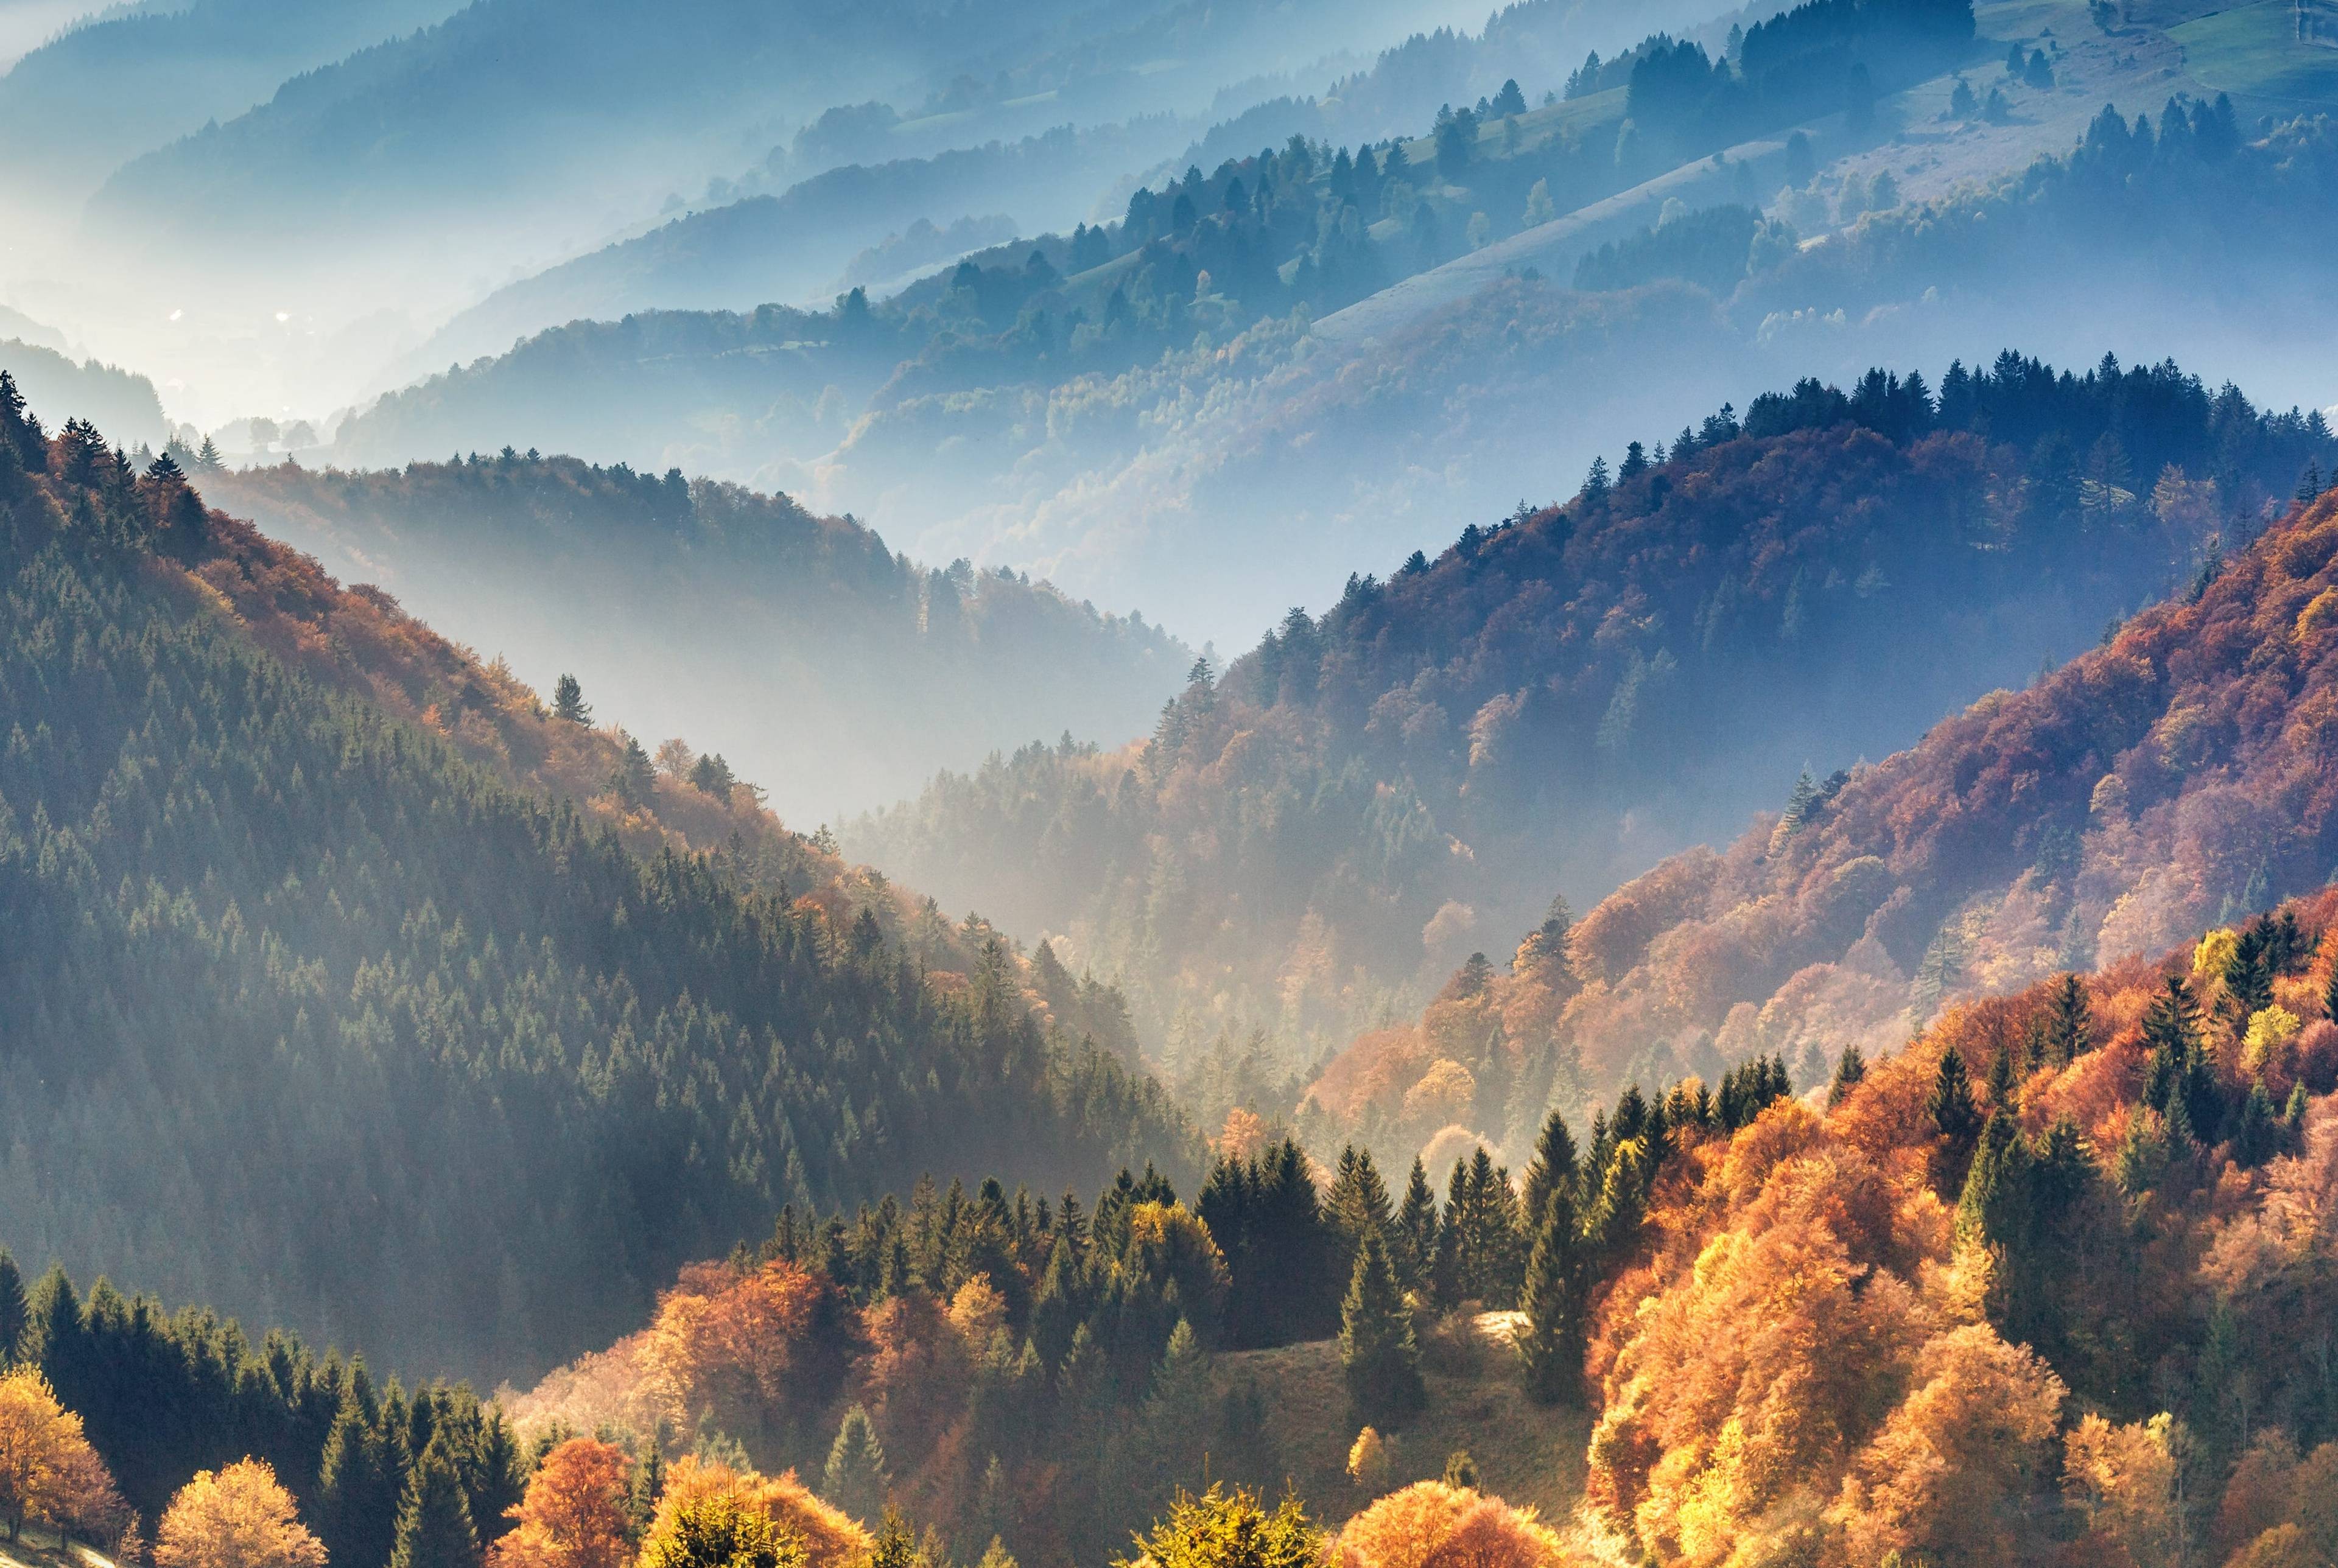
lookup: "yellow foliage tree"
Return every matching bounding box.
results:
[1347,1430,1391,1493]
[0,1367,111,1545]
[1331,1480,1567,1568]
[153,1459,327,1568]
[648,1458,869,1568]
[1827,1325,2066,1568]
[2062,1412,2187,1568]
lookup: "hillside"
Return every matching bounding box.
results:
[324,60,2338,645]
[849,352,2334,1098]
[1313,471,2338,1177]
[0,375,1193,1384]
[198,456,1188,824]
[390,0,1752,377]
[0,0,458,208]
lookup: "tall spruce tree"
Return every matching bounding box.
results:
[1519,1111,1579,1235]
[2043,974,2093,1066]
[1339,1231,1424,1425]
[1928,1048,1982,1147]
[0,1250,24,1365]
[1517,1177,1587,1405]
[823,1404,890,1522]
[1394,1159,1439,1297]
[388,1432,479,1568]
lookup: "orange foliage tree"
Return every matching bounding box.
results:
[487,1438,636,1568]
[1331,1481,1568,1568]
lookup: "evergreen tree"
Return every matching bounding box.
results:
[1138,1319,1213,1502]
[1827,1044,1867,1107]
[611,734,656,807]
[822,1405,890,1521]
[1927,1048,1982,1147]
[2043,974,2093,1067]
[552,673,591,724]
[1520,1110,1579,1233]
[1339,1232,1423,1426]
[1517,1178,1586,1405]
[0,1251,23,1366]
[1441,1451,1480,1490]
[389,1432,479,1568]
[1394,1159,1438,1297]
[318,1387,401,1568]
[1324,1147,1395,1283]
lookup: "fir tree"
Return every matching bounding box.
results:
[2043,974,2093,1067]
[1517,1177,1586,1405]
[1339,1231,1423,1426]
[0,1250,23,1366]
[823,1404,890,1521]
[389,1432,479,1568]
[552,673,591,724]
[1927,1048,1982,1147]
[1394,1159,1438,1297]
[1827,1044,1867,1107]
[1519,1110,1579,1234]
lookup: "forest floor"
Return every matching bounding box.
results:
[1213,1311,1592,1531]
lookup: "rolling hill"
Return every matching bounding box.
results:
[848,351,2336,1097]
[198,455,1189,825]
[0,373,1192,1384]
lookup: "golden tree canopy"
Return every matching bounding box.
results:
[155,1458,328,1568]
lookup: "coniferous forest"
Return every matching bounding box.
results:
[12,0,2338,1562]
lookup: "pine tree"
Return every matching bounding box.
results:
[822,1405,890,1521]
[1927,1048,1982,1147]
[194,435,223,473]
[1394,1159,1438,1297]
[318,1388,399,1568]
[611,735,656,808]
[1339,1232,1423,1426]
[1441,1451,1480,1491]
[1827,1044,1867,1107]
[389,1433,479,1568]
[1519,1110,1579,1235]
[1517,1177,1586,1405]
[1140,1319,1213,1499]
[1956,1111,2034,1251]
[0,1251,23,1366]
[2043,974,2092,1067]
[1325,1147,1395,1282]
[552,674,591,724]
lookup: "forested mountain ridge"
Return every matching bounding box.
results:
[198,454,1187,823]
[0,376,1192,1385]
[1318,469,2338,1175]
[852,352,2336,1112]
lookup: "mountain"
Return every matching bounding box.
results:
[1311,472,2338,1171]
[0,0,459,208]
[849,354,2336,1091]
[391,0,1749,378]
[323,37,2338,643]
[0,374,1193,1384]
[0,337,163,448]
[197,455,1188,825]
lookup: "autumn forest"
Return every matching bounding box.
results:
[9,0,2338,1562]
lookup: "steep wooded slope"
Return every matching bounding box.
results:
[0,380,1192,1385]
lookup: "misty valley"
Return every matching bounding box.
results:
[3,0,2338,1565]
